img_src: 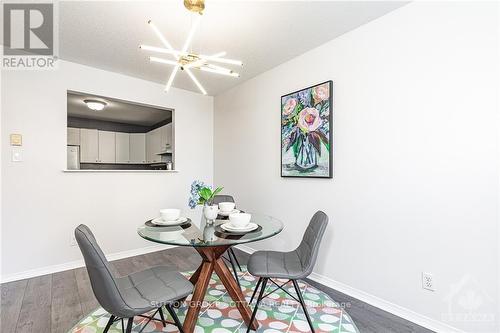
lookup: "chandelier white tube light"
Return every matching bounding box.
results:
[149,57,178,66]
[186,68,207,95]
[165,66,179,92]
[200,66,239,77]
[139,45,184,57]
[148,21,175,51]
[200,55,243,66]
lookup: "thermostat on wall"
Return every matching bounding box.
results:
[10,133,22,146]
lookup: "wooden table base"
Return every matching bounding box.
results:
[182,246,259,333]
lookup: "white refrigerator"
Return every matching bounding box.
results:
[67,145,80,170]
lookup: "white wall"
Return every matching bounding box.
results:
[1,60,213,279]
[214,2,499,332]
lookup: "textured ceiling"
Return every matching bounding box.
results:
[59,1,408,96]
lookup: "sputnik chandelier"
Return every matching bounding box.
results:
[140,0,242,95]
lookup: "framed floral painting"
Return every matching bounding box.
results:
[281,81,333,178]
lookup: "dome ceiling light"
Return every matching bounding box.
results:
[84,99,107,111]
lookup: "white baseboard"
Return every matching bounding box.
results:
[234,244,463,333]
[0,244,170,284]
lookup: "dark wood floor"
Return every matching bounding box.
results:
[1,247,433,333]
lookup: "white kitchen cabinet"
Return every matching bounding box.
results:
[159,123,173,152]
[67,127,80,146]
[115,132,130,163]
[146,127,162,163]
[165,123,173,147]
[80,128,98,163]
[130,133,146,164]
[98,131,116,163]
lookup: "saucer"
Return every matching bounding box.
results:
[151,217,188,226]
[218,209,240,217]
[220,222,258,233]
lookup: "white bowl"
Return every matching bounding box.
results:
[229,213,252,228]
[218,202,236,213]
[160,208,180,221]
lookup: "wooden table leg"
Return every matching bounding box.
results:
[214,258,259,330]
[182,246,258,333]
[182,260,214,332]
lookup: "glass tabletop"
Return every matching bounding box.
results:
[137,213,284,247]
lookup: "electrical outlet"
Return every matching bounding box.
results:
[422,272,434,291]
[70,235,77,247]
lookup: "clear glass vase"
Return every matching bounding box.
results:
[295,135,318,170]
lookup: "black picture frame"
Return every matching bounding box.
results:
[280,80,333,178]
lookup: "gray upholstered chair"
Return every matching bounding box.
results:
[246,211,328,333]
[212,194,243,288]
[75,224,193,333]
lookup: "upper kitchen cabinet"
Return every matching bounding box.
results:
[160,123,173,152]
[146,127,162,163]
[98,131,116,163]
[129,133,146,164]
[67,127,80,146]
[80,128,99,163]
[115,132,130,163]
[146,123,173,162]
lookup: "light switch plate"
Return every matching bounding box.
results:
[10,134,22,146]
[11,148,22,162]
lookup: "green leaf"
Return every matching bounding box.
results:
[296,103,304,113]
[199,187,212,201]
[212,186,224,197]
[292,135,302,158]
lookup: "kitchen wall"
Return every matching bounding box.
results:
[214,2,499,332]
[1,60,213,280]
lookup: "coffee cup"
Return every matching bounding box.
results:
[218,202,236,213]
[160,208,180,221]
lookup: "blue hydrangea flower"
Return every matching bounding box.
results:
[188,180,208,209]
[297,90,311,107]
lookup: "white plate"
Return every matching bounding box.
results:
[221,222,258,232]
[151,217,188,226]
[218,209,241,217]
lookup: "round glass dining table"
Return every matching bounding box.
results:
[137,214,284,333]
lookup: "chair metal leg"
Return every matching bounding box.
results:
[125,317,133,333]
[229,247,242,271]
[228,249,241,289]
[166,304,185,333]
[292,280,315,333]
[158,307,166,327]
[103,315,115,333]
[121,319,125,333]
[246,277,268,333]
[249,277,262,304]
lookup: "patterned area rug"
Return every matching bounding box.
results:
[69,266,359,333]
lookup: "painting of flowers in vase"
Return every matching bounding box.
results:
[281,81,333,178]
